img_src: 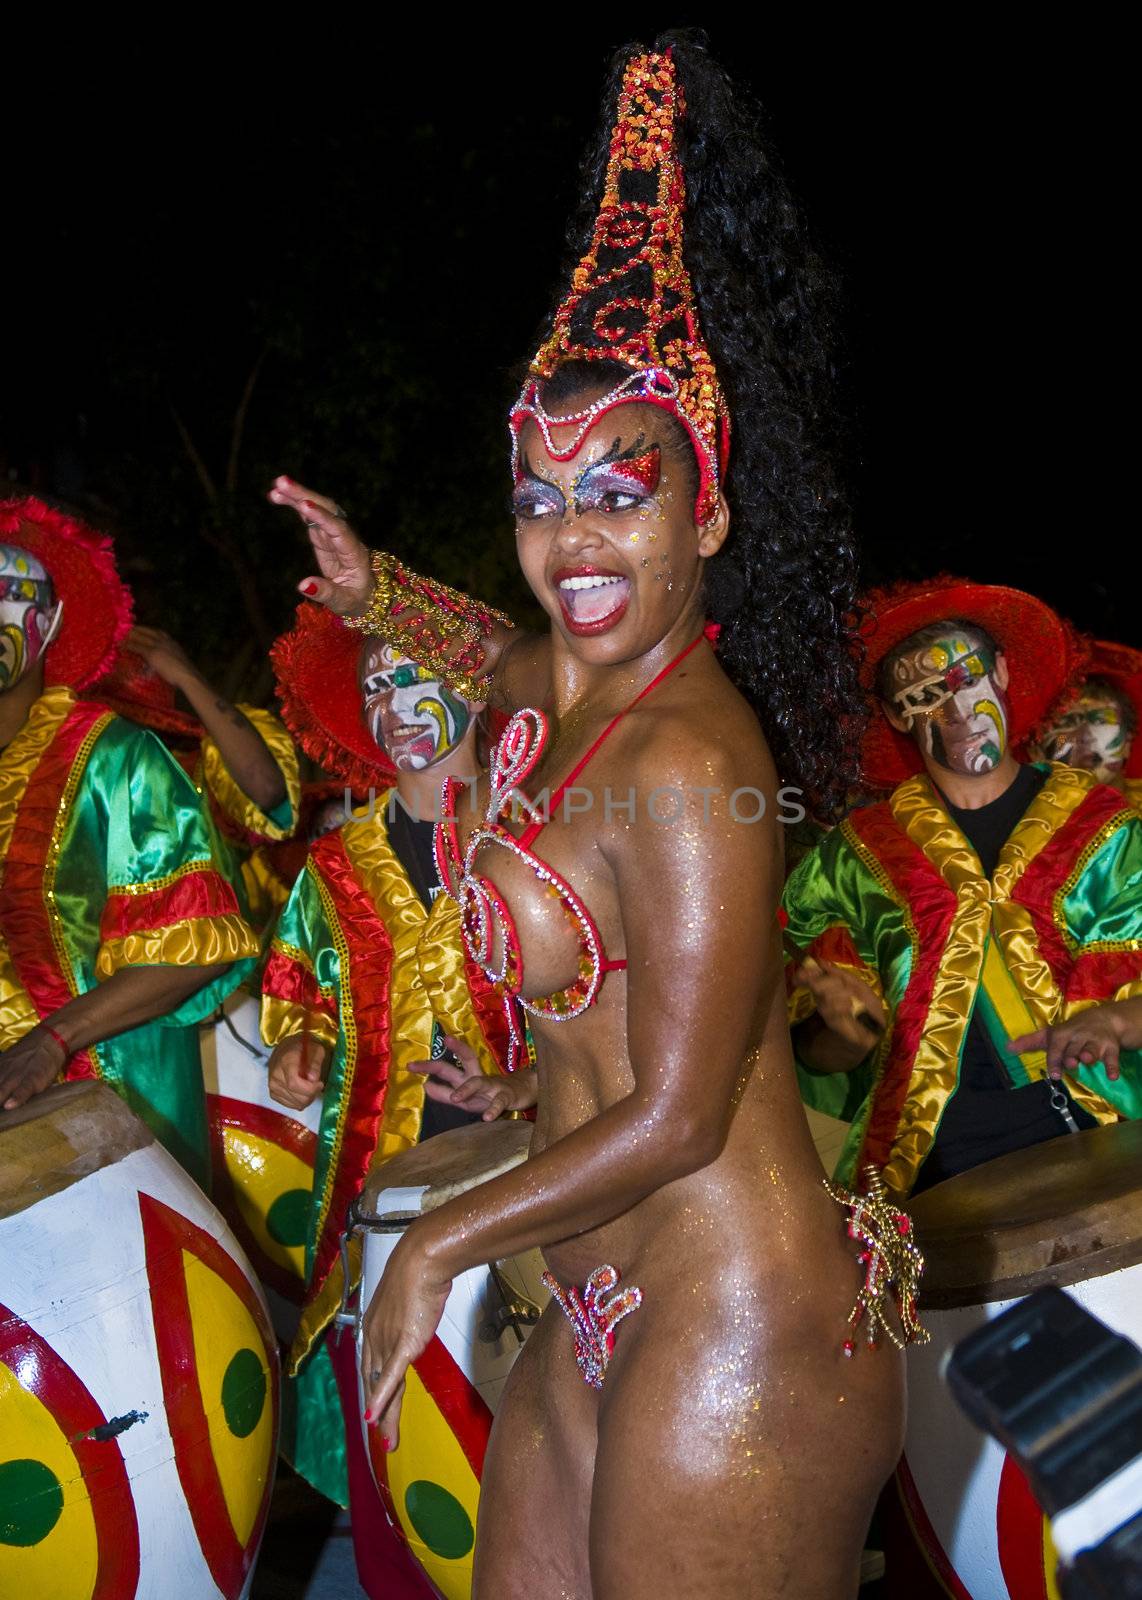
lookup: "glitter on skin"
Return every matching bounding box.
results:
[414,386,908,1593]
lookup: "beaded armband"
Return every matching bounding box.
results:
[343,550,513,701]
[826,1166,929,1356]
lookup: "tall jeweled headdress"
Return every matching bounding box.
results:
[510,50,730,523]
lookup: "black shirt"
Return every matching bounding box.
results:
[386,803,481,1141]
[911,764,1095,1194]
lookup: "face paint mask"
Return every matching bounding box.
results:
[360,644,473,771]
[888,630,1009,777]
[1038,691,1131,783]
[0,544,63,693]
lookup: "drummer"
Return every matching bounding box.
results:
[0,497,260,1187]
[260,602,532,1550]
[1029,637,1142,814]
[784,578,1142,1199]
[89,625,301,932]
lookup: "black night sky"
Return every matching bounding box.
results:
[5,21,1129,697]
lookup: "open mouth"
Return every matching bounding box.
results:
[385,722,437,761]
[553,566,631,636]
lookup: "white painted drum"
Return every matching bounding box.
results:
[0,1080,280,1600]
[884,1120,1142,1600]
[201,990,322,1342]
[353,1120,549,1600]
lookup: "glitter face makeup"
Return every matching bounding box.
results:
[1038,688,1131,782]
[360,641,472,770]
[888,628,1009,776]
[512,441,662,523]
[512,436,676,639]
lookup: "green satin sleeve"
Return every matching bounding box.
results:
[783,829,908,1123]
[272,863,342,999]
[1061,812,1142,1114]
[263,864,347,1262]
[55,720,255,1010]
[69,720,220,892]
[782,825,911,988]
[1061,811,1142,947]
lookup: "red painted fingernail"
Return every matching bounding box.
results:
[301,499,315,508]
[300,581,318,596]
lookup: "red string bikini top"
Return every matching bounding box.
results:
[434,631,707,1068]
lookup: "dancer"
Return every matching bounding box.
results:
[261,601,522,1541]
[0,497,259,1186]
[93,625,300,929]
[785,578,1142,1199]
[1030,637,1142,810]
[273,38,920,1598]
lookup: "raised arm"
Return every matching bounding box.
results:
[360,719,777,1442]
[267,476,549,711]
[128,626,289,816]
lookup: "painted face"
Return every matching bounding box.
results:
[512,402,710,657]
[1037,688,1131,782]
[0,544,62,692]
[887,626,1009,776]
[360,642,473,771]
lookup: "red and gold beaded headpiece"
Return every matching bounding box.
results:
[509,50,730,523]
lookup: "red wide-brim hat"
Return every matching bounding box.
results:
[271,602,396,791]
[86,648,203,741]
[0,496,133,691]
[858,577,1088,791]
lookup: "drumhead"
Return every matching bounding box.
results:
[361,1120,533,1217]
[0,1080,153,1220]
[910,1120,1142,1308]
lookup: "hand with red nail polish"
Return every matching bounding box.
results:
[359,1229,451,1454]
[266,475,373,616]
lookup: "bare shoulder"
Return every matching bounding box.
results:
[491,630,553,713]
[622,655,775,797]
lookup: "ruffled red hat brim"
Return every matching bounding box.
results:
[858,577,1089,791]
[0,496,133,691]
[271,603,396,790]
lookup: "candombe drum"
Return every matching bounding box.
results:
[201,991,321,1341]
[352,1121,550,1600]
[0,1080,280,1599]
[883,1120,1142,1600]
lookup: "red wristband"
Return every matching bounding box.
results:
[42,1023,71,1062]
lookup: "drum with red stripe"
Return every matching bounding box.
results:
[882,1121,1142,1600]
[354,1121,548,1600]
[0,1080,279,1599]
[201,992,322,1342]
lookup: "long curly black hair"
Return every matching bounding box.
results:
[533,30,866,820]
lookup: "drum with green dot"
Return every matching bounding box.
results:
[355,1121,550,1600]
[0,1080,280,1599]
[201,992,321,1343]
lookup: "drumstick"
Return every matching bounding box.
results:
[778,913,885,1039]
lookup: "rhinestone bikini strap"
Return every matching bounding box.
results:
[517,630,709,847]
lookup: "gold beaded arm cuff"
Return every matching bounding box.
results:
[343,550,513,701]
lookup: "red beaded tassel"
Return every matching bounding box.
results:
[825,1164,929,1356]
